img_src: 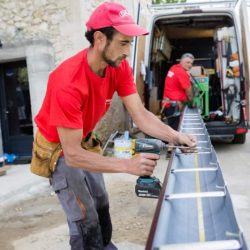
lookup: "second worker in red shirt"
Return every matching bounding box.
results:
[163,53,195,130]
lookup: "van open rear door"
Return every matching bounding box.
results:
[235,0,250,126]
[142,0,249,139]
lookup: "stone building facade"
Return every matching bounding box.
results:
[0,0,150,160]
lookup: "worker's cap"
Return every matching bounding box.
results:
[86,2,149,36]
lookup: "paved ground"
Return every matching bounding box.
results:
[0,133,249,249]
[213,137,250,242]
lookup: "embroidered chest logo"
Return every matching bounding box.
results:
[106,99,112,107]
[167,71,174,78]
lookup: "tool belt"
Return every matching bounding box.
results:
[30,130,102,178]
[162,97,186,110]
[162,98,176,108]
[162,98,185,119]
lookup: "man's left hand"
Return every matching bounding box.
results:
[177,133,197,153]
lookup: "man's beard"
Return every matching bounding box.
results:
[102,43,126,67]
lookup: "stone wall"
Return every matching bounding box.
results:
[0,0,84,64]
[0,0,149,65]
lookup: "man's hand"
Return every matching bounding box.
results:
[191,103,197,109]
[126,153,160,176]
[177,133,197,153]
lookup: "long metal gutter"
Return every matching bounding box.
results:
[146,107,248,250]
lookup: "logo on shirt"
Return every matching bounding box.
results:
[167,71,174,78]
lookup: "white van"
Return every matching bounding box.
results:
[135,0,250,143]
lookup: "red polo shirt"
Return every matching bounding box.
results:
[163,63,191,106]
[35,48,137,142]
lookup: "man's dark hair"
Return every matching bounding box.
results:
[85,27,117,47]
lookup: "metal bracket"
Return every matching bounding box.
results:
[156,240,241,250]
[165,190,226,200]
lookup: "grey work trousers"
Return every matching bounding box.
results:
[51,157,117,250]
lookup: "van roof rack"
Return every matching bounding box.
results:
[149,0,238,12]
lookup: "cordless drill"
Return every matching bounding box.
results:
[132,138,166,198]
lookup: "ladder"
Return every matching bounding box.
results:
[146,107,248,250]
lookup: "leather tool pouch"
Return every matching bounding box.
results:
[81,133,103,155]
[30,130,102,178]
[30,130,62,177]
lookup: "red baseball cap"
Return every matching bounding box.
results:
[86,2,149,36]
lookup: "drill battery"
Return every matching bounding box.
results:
[135,176,162,198]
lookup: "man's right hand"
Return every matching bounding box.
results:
[125,153,160,176]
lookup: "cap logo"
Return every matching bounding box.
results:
[119,9,130,17]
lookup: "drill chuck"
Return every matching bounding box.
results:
[132,138,166,154]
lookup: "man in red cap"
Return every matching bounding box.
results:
[32,2,196,249]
